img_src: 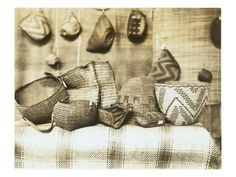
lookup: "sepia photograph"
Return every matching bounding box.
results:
[15,8,221,169]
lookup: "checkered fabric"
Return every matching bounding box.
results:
[15,121,220,169]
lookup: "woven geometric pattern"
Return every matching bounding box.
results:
[15,121,221,169]
[118,77,159,115]
[148,49,181,83]
[127,9,146,43]
[155,82,209,125]
[19,11,51,40]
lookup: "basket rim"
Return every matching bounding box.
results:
[60,61,94,77]
[58,99,91,105]
[15,75,66,108]
[155,81,209,87]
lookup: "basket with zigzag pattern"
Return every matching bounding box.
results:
[155,81,209,125]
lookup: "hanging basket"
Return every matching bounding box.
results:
[52,100,98,131]
[15,75,68,124]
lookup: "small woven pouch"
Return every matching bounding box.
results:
[135,112,165,128]
[98,104,133,129]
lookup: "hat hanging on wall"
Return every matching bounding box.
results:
[210,16,221,49]
[127,9,147,43]
[19,9,51,41]
[60,11,81,40]
[148,45,181,83]
[86,8,115,53]
[46,9,61,71]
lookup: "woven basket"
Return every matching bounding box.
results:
[67,88,99,105]
[98,105,132,129]
[94,61,118,108]
[52,100,98,131]
[60,62,98,89]
[155,81,209,125]
[15,76,68,124]
[118,76,159,115]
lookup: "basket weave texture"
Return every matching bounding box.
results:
[52,100,98,131]
[98,105,132,129]
[15,76,68,124]
[67,88,99,105]
[60,62,98,89]
[118,77,159,115]
[94,61,118,108]
[155,81,209,125]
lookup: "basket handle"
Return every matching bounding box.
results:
[22,116,56,133]
[44,72,67,88]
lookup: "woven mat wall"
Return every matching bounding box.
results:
[76,8,154,90]
[153,8,221,104]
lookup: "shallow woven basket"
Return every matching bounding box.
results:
[52,100,98,131]
[155,81,209,125]
[15,76,68,124]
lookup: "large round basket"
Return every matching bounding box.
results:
[155,81,209,125]
[15,76,68,124]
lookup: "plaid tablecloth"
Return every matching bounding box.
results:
[15,121,220,169]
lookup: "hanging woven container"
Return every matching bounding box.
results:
[52,100,98,131]
[127,9,147,43]
[148,48,181,83]
[155,81,209,126]
[86,13,115,53]
[15,75,68,124]
[60,11,81,38]
[19,10,51,41]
